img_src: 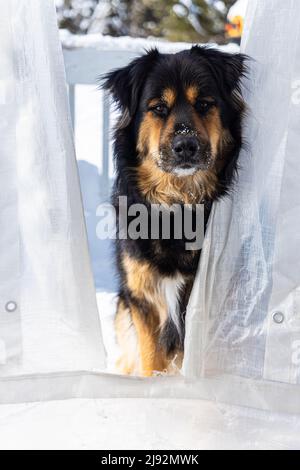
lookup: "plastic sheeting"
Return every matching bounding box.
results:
[2,398,300,450]
[0,0,105,377]
[184,0,300,411]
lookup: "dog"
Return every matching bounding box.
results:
[103,46,247,376]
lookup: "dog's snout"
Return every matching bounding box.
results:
[172,135,199,160]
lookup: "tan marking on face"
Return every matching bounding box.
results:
[204,107,223,157]
[137,113,162,158]
[137,110,176,163]
[191,109,210,142]
[160,114,175,149]
[185,85,198,105]
[191,106,223,159]
[216,129,234,172]
[162,88,176,107]
[148,98,160,108]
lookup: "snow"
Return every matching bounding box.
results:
[60,29,240,53]
[227,0,249,20]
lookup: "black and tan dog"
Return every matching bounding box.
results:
[103,46,247,376]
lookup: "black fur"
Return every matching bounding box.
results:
[102,46,247,359]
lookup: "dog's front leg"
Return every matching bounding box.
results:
[117,254,168,376]
[131,304,167,377]
[115,297,167,376]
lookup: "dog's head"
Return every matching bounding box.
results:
[103,47,247,198]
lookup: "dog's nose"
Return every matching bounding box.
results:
[172,135,199,160]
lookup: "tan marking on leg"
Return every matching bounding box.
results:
[115,296,169,377]
[137,113,162,157]
[130,304,168,377]
[115,299,139,375]
[122,254,168,326]
[119,254,186,376]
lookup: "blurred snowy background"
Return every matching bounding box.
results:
[56,0,244,44]
[56,0,247,363]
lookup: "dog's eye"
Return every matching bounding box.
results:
[150,103,169,117]
[196,100,215,114]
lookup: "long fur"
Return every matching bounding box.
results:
[102,46,248,376]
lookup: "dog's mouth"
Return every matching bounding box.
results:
[172,164,199,177]
[156,148,214,176]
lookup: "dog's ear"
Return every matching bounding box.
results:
[101,48,160,122]
[191,46,248,94]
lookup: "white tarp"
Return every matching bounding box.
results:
[184,0,300,410]
[0,0,105,378]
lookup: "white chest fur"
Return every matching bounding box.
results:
[160,274,185,333]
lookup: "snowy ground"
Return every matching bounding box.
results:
[74,82,118,366]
